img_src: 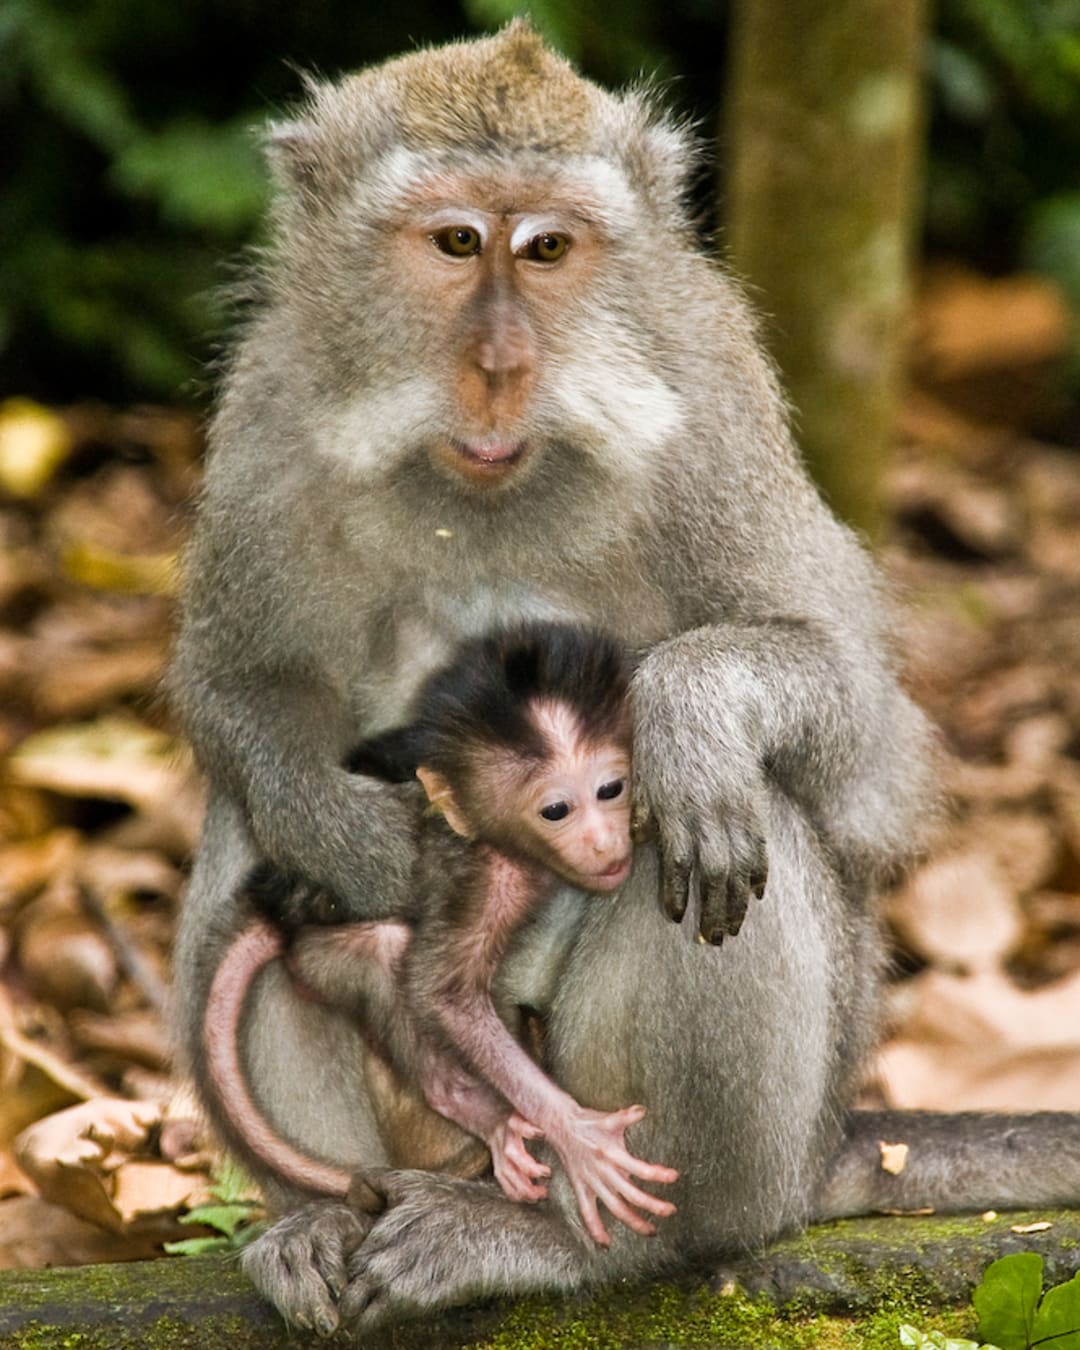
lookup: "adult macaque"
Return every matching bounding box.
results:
[172,22,1080,1338]
[204,623,677,1245]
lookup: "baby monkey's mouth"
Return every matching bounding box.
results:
[591,857,632,890]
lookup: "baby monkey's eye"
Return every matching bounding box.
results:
[521,232,569,263]
[433,226,482,257]
[540,801,571,822]
[597,779,625,801]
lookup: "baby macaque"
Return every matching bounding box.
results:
[205,623,677,1246]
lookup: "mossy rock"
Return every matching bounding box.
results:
[2,1210,1079,1348]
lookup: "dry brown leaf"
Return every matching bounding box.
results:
[0,1149,30,1199]
[0,546,50,612]
[875,968,1080,1110]
[0,986,107,1139]
[7,716,183,809]
[963,810,1061,896]
[78,843,182,904]
[112,1160,210,1224]
[1020,444,1080,521]
[68,1009,169,1071]
[887,851,1022,972]
[945,758,1048,805]
[0,783,58,842]
[916,270,1070,378]
[892,462,1025,559]
[1004,715,1072,771]
[0,830,80,912]
[49,463,182,558]
[13,1097,162,1232]
[0,1193,165,1269]
[18,909,117,1012]
[29,641,167,721]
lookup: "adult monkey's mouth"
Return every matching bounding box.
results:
[438,437,531,484]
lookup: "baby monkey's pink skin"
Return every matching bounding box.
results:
[414,698,678,1245]
[204,664,678,1245]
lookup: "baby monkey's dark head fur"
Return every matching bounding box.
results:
[347,623,632,887]
[348,623,630,787]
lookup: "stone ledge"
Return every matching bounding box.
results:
[2,1210,1079,1348]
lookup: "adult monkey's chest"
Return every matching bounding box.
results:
[346,570,675,737]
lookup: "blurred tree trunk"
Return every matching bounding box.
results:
[725,0,928,537]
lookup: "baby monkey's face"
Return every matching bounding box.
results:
[509,699,632,893]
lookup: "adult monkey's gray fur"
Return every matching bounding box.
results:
[172,20,1080,1338]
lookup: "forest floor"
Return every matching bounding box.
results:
[0,262,1078,1270]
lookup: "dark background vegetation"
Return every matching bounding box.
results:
[4,0,1080,417]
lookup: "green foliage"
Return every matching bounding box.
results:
[976,1252,1080,1350]
[0,0,272,399]
[164,1160,263,1257]
[929,0,1080,264]
[899,1328,991,1349]
[109,117,269,235]
[905,1252,1080,1350]
[973,1255,1043,1349]
[1025,194,1080,309]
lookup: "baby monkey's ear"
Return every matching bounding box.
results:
[415,766,473,839]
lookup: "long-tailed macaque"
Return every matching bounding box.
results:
[172,21,1080,1338]
[204,624,677,1245]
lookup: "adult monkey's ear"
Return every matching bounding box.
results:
[415,766,473,839]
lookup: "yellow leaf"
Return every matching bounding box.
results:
[0,399,74,498]
[61,540,178,596]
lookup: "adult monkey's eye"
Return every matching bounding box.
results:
[433,226,481,256]
[540,801,571,822]
[523,232,569,263]
[597,779,624,801]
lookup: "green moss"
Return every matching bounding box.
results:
[471,1279,978,1349]
[3,1314,271,1350]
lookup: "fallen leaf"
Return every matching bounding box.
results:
[0,1194,164,1269]
[0,830,80,912]
[875,968,1080,1110]
[112,1160,209,1225]
[0,399,74,498]
[879,1141,910,1175]
[59,541,177,597]
[887,851,1023,973]
[29,640,167,721]
[915,270,1070,378]
[0,985,107,1124]
[7,716,183,809]
[13,1097,162,1233]
[1011,1221,1052,1234]
[68,1009,168,1071]
[964,810,1061,896]
[18,906,118,1012]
